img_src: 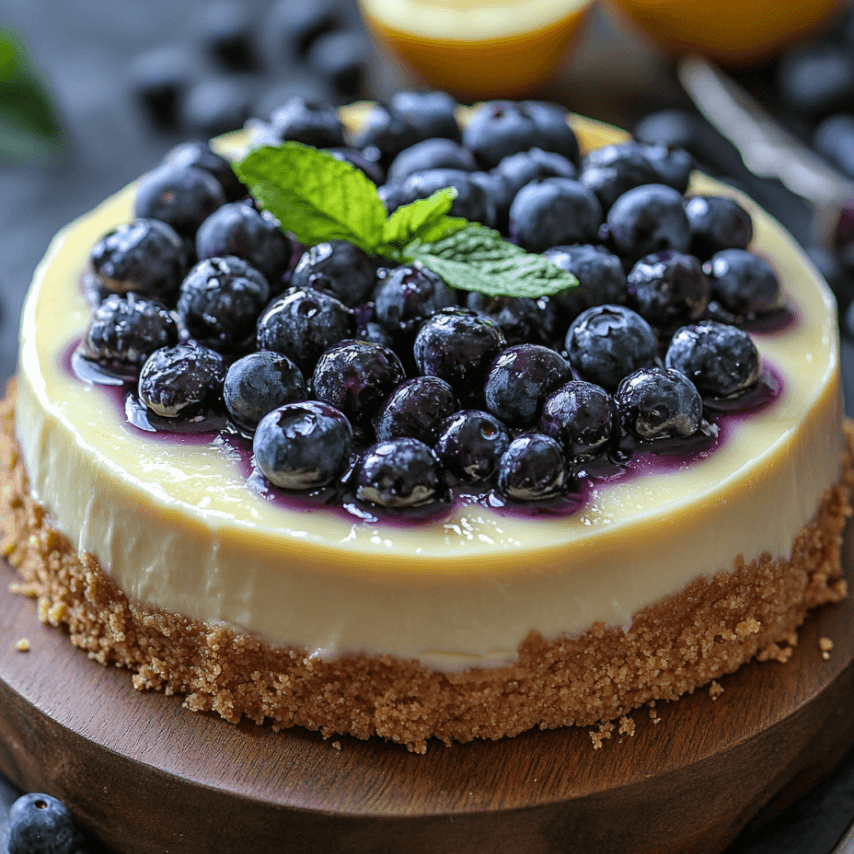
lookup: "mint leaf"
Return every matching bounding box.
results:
[380,188,460,251]
[402,224,578,298]
[233,143,387,253]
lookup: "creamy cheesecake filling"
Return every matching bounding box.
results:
[14,121,844,671]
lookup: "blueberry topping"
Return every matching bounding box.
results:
[539,380,617,459]
[177,256,270,352]
[291,241,379,307]
[387,138,477,185]
[704,249,782,317]
[8,793,83,854]
[256,287,355,374]
[616,367,702,441]
[498,433,567,501]
[684,195,753,260]
[81,294,179,375]
[163,140,246,202]
[635,142,694,195]
[90,218,187,302]
[326,147,386,186]
[543,244,627,322]
[312,340,405,427]
[484,344,571,427]
[357,437,445,508]
[254,400,352,490]
[465,292,558,347]
[434,409,510,483]
[414,307,506,395]
[580,143,659,212]
[373,265,455,336]
[384,168,495,225]
[665,321,761,398]
[224,350,307,432]
[351,103,420,169]
[134,164,226,237]
[139,342,226,419]
[374,376,457,444]
[388,90,462,143]
[776,43,854,118]
[267,97,346,148]
[566,304,657,390]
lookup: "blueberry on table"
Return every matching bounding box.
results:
[197,0,260,72]
[484,344,571,427]
[373,265,455,336]
[267,96,347,148]
[90,218,186,303]
[254,401,352,490]
[666,322,760,398]
[389,90,462,143]
[580,143,659,212]
[465,292,558,347]
[224,350,306,432]
[8,792,84,854]
[616,367,702,441]
[127,46,194,131]
[352,103,420,169]
[163,140,246,202]
[565,304,657,391]
[543,244,627,322]
[704,249,782,318]
[539,380,617,459]
[684,196,753,260]
[138,343,226,419]
[434,409,510,483]
[263,0,342,61]
[374,376,457,445]
[357,437,445,508]
[498,433,567,501]
[387,138,478,186]
[291,241,379,307]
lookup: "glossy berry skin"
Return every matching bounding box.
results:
[604,183,692,266]
[224,350,307,432]
[509,177,602,253]
[134,164,226,237]
[543,244,627,321]
[616,367,702,441]
[433,409,510,483]
[665,321,760,398]
[256,287,355,375]
[352,103,420,169]
[389,90,461,143]
[497,433,566,501]
[387,138,477,185]
[566,304,657,390]
[627,251,710,332]
[139,342,226,419]
[373,376,457,444]
[704,249,782,317]
[356,437,445,508]
[164,139,246,202]
[291,241,378,307]
[465,292,558,347]
[385,168,495,225]
[312,340,405,427]
[326,147,386,186]
[268,97,346,148]
[684,196,753,260]
[539,380,617,459]
[373,265,455,335]
[90,218,186,303]
[177,256,270,352]
[81,294,179,376]
[196,202,292,292]
[8,792,83,854]
[254,400,352,490]
[776,43,854,118]
[414,307,507,396]
[579,143,659,212]
[484,344,571,427]
[635,141,693,195]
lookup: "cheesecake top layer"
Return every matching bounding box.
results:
[15,116,844,669]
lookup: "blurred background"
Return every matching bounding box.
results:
[1,0,854,851]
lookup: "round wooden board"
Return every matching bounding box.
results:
[1,538,853,854]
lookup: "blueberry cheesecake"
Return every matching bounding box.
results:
[1,99,850,753]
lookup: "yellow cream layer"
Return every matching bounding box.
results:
[15,120,843,671]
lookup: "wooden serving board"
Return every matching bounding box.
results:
[0,540,853,854]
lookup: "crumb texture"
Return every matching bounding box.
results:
[1,390,851,753]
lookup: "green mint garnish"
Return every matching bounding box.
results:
[233,142,577,299]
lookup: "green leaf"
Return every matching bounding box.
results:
[380,187,460,250]
[232,142,387,254]
[402,224,578,299]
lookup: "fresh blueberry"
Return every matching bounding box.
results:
[355,319,396,349]
[813,114,854,179]
[627,251,710,332]
[523,101,581,166]
[312,340,405,427]
[266,97,347,148]
[134,164,226,237]
[465,292,558,347]
[256,286,355,374]
[177,256,270,352]
[197,1,259,71]
[356,437,445,508]
[254,400,352,490]
[497,433,567,501]
[373,376,457,444]
[684,195,753,260]
[90,219,186,303]
[263,0,341,60]
[163,140,246,202]
[604,184,692,266]
[8,793,83,854]
[224,350,306,432]
[373,265,455,336]
[388,90,461,143]
[566,304,657,390]
[383,168,495,224]
[81,294,179,376]
[543,244,627,322]
[307,29,369,100]
[326,146,386,185]
[635,142,694,195]
[253,76,337,124]
[777,43,854,117]
[181,76,253,138]
[196,202,292,293]
[704,249,782,317]
[539,380,617,459]
[413,307,506,396]
[509,177,602,253]
[665,321,760,398]
[433,409,510,483]
[351,103,420,169]
[127,46,193,131]
[616,367,702,441]
[291,240,379,307]
[387,138,478,186]
[579,143,659,212]
[484,344,571,426]
[139,342,226,419]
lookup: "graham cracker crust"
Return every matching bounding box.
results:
[1,389,851,753]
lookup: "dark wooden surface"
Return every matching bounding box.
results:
[0,539,852,854]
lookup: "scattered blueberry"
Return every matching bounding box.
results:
[181,75,254,138]
[197,0,259,72]
[373,376,457,444]
[263,0,342,61]
[8,793,83,854]
[539,380,617,459]
[135,164,226,237]
[433,409,510,483]
[356,437,445,508]
[616,367,702,441]
[498,433,567,501]
[704,249,782,317]
[139,342,226,419]
[307,29,369,100]
[684,195,753,260]
[777,43,854,118]
[127,46,194,131]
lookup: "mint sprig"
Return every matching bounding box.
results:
[233,142,577,299]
